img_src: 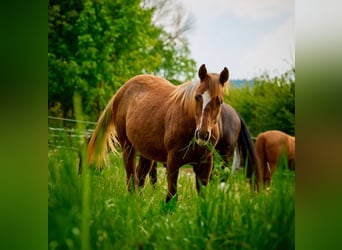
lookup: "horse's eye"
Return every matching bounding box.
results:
[195,95,201,102]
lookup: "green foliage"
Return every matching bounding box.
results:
[48,0,196,121]
[49,147,294,250]
[227,69,295,136]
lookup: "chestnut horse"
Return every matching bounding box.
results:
[255,130,295,186]
[87,64,228,202]
[148,102,259,186]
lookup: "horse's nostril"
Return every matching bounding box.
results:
[204,131,209,141]
[195,130,210,141]
[195,130,200,139]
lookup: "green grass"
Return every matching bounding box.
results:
[48,148,295,250]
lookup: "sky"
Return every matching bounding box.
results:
[177,0,295,80]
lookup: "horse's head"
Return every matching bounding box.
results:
[194,64,229,146]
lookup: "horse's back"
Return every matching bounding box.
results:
[114,74,174,101]
[113,74,176,162]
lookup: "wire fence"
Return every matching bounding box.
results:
[48,116,97,125]
[48,116,257,151]
[48,116,96,151]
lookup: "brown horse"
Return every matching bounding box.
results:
[216,102,257,176]
[87,64,229,202]
[148,102,259,188]
[255,130,295,186]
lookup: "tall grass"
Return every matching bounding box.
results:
[48,146,294,250]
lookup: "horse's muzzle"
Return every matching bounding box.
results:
[195,130,211,146]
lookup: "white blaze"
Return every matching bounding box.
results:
[202,91,211,111]
[196,90,213,145]
[199,90,212,130]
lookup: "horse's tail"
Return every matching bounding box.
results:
[87,96,118,168]
[237,117,260,190]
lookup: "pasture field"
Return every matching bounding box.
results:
[48,148,294,250]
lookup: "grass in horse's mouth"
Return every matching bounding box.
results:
[181,135,217,160]
[182,136,197,159]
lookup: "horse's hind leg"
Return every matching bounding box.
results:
[263,162,274,187]
[149,162,158,187]
[263,163,270,186]
[136,155,153,189]
[122,142,137,192]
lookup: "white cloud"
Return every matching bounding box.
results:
[242,14,295,77]
[179,0,293,20]
[229,0,293,20]
[180,0,230,17]
[176,0,295,79]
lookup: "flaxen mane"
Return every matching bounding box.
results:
[168,81,197,115]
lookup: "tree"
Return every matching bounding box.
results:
[142,0,196,83]
[48,0,196,121]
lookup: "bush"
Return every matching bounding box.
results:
[227,69,295,137]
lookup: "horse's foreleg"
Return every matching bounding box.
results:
[166,156,180,203]
[193,155,213,194]
[136,156,153,189]
[232,147,240,172]
[122,143,137,192]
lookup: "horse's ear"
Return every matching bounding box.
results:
[198,64,207,81]
[219,67,229,85]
